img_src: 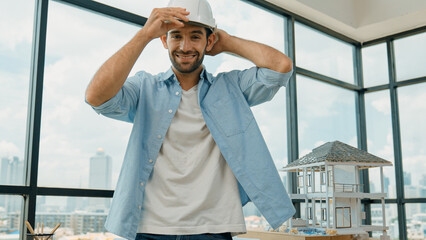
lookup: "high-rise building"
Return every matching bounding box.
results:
[0,157,9,208]
[1,157,9,185]
[88,148,112,212]
[421,174,426,186]
[404,171,412,186]
[8,157,24,185]
[0,156,24,213]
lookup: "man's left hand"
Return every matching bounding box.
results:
[206,29,230,56]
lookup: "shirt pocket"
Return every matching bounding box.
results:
[206,93,254,137]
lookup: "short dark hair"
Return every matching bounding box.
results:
[205,28,213,38]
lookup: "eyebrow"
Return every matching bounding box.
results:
[169,30,204,35]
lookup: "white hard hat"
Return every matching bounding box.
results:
[167,0,216,30]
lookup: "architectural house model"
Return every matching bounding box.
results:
[281,141,392,239]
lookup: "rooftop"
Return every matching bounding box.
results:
[282,141,392,171]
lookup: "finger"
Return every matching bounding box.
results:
[163,10,189,22]
[161,14,185,25]
[166,7,190,15]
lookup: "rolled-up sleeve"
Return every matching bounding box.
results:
[85,74,142,123]
[237,67,294,106]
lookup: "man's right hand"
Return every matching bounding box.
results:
[142,7,190,41]
[86,7,190,107]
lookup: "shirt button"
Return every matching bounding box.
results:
[138,205,142,210]
[168,109,173,113]
[140,182,144,187]
[157,135,161,139]
[149,159,153,163]
[175,92,179,96]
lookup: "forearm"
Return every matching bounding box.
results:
[223,34,292,73]
[85,29,151,107]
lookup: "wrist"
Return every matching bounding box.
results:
[136,28,155,44]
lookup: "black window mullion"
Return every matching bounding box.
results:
[285,16,300,217]
[354,45,372,226]
[387,39,407,240]
[24,0,49,238]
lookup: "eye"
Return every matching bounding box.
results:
[191,35,201,40]
[171,35,182,39]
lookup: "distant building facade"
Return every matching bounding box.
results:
[88,148,112,212]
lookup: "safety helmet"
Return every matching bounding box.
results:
[167,0,216,31]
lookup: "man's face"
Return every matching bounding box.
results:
[161,24,215,74]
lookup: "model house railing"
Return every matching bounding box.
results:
[334,183,363,192]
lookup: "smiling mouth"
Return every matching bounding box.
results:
[175,53,197,60]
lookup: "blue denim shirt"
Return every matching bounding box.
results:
[89,66,295,239]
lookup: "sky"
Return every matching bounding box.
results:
[1,0,426,214]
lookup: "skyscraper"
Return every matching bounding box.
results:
[0,156,24,213]
[0,157,9,208]
[8,156,24,185]
[88,148,112,212]
[1,157,10,184]
[404,171,412,186]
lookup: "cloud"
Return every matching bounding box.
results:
[0,1,34,51]
[371,96,391,115]
[0,141,20,157]
[295,22,354,83]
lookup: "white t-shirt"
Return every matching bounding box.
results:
[137,84,246,235]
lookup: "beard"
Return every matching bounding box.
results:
[169,49,205,74]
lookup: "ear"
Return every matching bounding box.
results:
[160,34,168,49]
[206,33,216,52]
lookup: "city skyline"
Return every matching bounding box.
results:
[1,0,425,239]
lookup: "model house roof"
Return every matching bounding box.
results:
[282,141,392,171]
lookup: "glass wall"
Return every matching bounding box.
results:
[362,43,389,87]
[406,204,426,240]
[37,0,135,190]
[296,74,357,155]
[2,0,426,239]
[35,196,115,238]
[0,0,34,186]
[394,32,426,81]
[365,91,396,198]
[295,22,355,83]
[371,204,399,240]
[0,196,23,236]
[362,30,426,239]
[398,83,426,198]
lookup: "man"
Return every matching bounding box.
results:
[86,0,295,239]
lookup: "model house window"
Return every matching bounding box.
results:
[328,170,333,186]
[336,207,351,228]
[307,173,312,187]
[320,171,326,185]
[307,207,313,220]
[298,175,304,188]
[321,208,327,221]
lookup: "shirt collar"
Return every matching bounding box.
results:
[160,66,213,84]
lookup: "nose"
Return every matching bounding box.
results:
[179,37,191,52]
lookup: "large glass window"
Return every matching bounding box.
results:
[365,90,396,198]
[297,75,357,155]
[36,196,116,238]
[398,83,426,198]
[371,204,399,240]
[295,22,355,84]
[0,0,34,186]
[37,1,140,189]
[394,32,426,81]
[0,195,23,236]
[406,204,426,240]
[362,43,389,87]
